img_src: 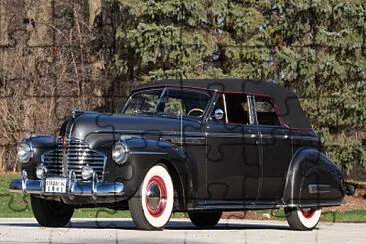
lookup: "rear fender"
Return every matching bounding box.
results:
[282,147,345,208]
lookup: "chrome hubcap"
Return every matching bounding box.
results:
[300,208,316,219]
[145,175,167,217]
[146,183,161,210]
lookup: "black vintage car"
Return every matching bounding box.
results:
[10,79,353,230]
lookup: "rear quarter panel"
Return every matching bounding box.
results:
[283,147,345,207]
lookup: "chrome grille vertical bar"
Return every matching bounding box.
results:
[41,138,106,181]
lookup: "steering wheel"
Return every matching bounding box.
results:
[187,108,204,117]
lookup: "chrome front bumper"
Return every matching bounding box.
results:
[9,170,125,199]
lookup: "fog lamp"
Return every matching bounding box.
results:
[81,166,94,180]
[36,166,47,179]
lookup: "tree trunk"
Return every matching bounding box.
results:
[26,0,53,47]
[88,0,102,26]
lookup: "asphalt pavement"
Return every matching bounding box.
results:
[0,218,364,243]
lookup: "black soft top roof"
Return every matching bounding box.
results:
[134,79,311,129]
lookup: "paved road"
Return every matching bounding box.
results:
[0,218,364,244]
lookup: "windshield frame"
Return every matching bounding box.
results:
[121,87,213,120]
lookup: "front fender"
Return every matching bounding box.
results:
[282,147,345,207]
[21,134,58,179]
[99,136,189,200]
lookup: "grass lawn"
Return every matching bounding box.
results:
[1,173,365,221]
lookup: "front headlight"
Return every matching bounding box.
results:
[17,141,33,163]
[112,142,128,165]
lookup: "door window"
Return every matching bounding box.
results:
[225,94,250,124]
[254,97,281,126]
[212,93,252,125]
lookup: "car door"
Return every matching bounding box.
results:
[252,96,293,201]
[205,93,261,201]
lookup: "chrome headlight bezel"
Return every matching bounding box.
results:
[17,141,34,163]
[112,141,129,165]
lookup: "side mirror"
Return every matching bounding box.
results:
[214,108,224,120]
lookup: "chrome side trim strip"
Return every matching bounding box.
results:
[129,151,168,155]
[308,184,331,194]
[297,201,343,208]
[95,129,205,137]
[292,136,320,141]
[188,204,281,211]
[206,132,260,139]
[96,129,319,142]
[160,136,205,145]
[261,134,290,140]
[187,200,344,211]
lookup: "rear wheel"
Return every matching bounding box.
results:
[31,195,74,227]
[128,164,174,230]
[188,211,222,228]
[285,207,322,231]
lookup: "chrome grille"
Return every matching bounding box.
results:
[42,138,106,181]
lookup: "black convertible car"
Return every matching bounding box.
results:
[10,79,353,230]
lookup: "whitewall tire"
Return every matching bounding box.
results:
[285,207,322,230]
[129,164,174,230]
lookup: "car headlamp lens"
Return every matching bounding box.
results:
[112,142,128,164]
[18,142,33,163]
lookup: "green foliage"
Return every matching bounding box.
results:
[329,141,366,175]
[272,0,365,177]
[110,0,365,178]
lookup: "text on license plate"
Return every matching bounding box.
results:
[45,178,67,193]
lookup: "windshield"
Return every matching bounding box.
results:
[122,88,211,118]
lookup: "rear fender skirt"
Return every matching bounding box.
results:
[282,147,345,207]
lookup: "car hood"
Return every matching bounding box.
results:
[68,111,203,141]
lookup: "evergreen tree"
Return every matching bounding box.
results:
[272,0,365,175]
[110,0,365,177]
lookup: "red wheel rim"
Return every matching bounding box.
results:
[301,209,316,219]
[145,176,167,218]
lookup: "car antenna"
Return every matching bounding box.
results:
[179,110,183,149]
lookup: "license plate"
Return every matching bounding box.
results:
[45,178,67,193]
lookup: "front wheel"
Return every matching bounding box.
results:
[188,211,222,228]
[30,195,74,227]
[128,164,174,230]
[285,207,322,231]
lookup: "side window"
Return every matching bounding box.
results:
[254,97,281,126]
[123,89,162,115]
[160,89,210,117]
[225,94,250,124]
[162,93,184,114]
